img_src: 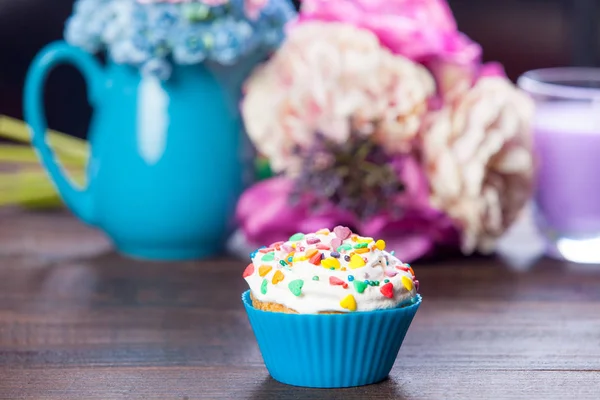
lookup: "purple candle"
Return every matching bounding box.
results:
[519,68,600,263]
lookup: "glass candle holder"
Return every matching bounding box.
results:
[518,68,600,263]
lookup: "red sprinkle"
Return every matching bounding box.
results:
[259,247,274,253]
[396,265,410,272]
[309,252,322,266]
[380,282,394,298]
[329,276,348,289]
[316,244,331,250]
[242,263,255,278]
[269,241,284,248]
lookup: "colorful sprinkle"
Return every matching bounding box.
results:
[344,255,351,262]
[390,250,396,256]
[288,279,304,296]
[409,266,415,276]
[401,276,414,291]
[287,257,293,263]
[293,256,308,262]
[261,279,268,294]
[353,242,368,249]
[380,282,394,298]
[329,276,348,288]
[396,265,411,272]
[338,244,353,252]
[348,275,355,281]
[312,276,320,281]
[316,244,330,250]
[414,280,420,291]
[250,250,258,259]
[259,247,274,253]
[354,248,369,254]
[357,237,373,243]
[349,254,366,269]
[281,244,293,253]
[375,239,386,250]
[289,233,305,242]
[316,228,330,235]
[331,238,342,251]
[322,257,341,270]
[374,281,380,286]
[242,263,254,278]
[340,294,357,311]
[269,241,284,249]
[306,237,321,244]
[353,280,368,293]
[384,279,390,283]
[333,226,352,240]
[261,252,275,262]
[385,270,398,277]
[272,270,284,284]
[306,248,318,258]
[330,251,341,258]
[279,260,288,267]
[258,265,272,277]
[309,252,322,266]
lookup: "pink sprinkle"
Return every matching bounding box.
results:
[298,246,306,252]
[316,244,330,250]
[385,270,398,277]
[396,265,410,272]
[414,280,420,291]
[306,237,321,244]
[281,244,293,253]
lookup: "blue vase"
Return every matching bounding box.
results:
[25,41,256,260]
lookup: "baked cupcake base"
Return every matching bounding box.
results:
[243,290,422,388]
[250,292,343,314]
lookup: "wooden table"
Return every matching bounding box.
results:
[0,209,599,399]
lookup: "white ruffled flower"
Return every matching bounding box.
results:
[242,21,435,174]
[422,76,535,253]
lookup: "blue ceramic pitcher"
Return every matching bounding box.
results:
[25,41,254,260]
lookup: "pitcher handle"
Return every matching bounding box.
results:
[24,41,104,225]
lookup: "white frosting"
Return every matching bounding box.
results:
[244,227,419,314]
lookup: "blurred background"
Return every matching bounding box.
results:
[0,0,598,139]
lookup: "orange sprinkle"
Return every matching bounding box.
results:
[258,265,272,277]
[409,266,415,276]
[305,249,318,258]
[354,248,369,254]
[272,270,284,284]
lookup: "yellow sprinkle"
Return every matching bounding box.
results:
[316,228,330,235]
[322,257,341,270]
[272,270,284,284]
[351,235,358,242]
[349,254,366,269]
[401,276,414,291]
[354,248,369,254]
[285,252,295,260]
[340,294,357,311]
[375,240,386,250]
[357,237,373,243]
[341,267,347,271]
[259,265,272,277]
[293,256,308,262]
[292,243,297,249]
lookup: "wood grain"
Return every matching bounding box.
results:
[1,209,599,399]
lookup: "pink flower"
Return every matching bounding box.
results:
[299,0,481,64]
[236,156,459,262]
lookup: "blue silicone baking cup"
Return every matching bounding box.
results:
[242,290,421,388]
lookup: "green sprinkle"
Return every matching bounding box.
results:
[330,267,335,270]
[312,276,320,281]
[261,279,268,295]
[337,244,353,252]
[353,243,368,249]
[289,233,305,242]
[390,250,396,256]
[353,280,368,294]
[279,260,288,267]
[261,252,275,262]
[288,279,304,296]
[384,279,390,283]
[374,281,380,286]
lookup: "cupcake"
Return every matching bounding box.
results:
[242,226,421,388]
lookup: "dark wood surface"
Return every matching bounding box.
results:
[0,208,599,399]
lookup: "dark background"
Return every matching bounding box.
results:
[0,0,598,139]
